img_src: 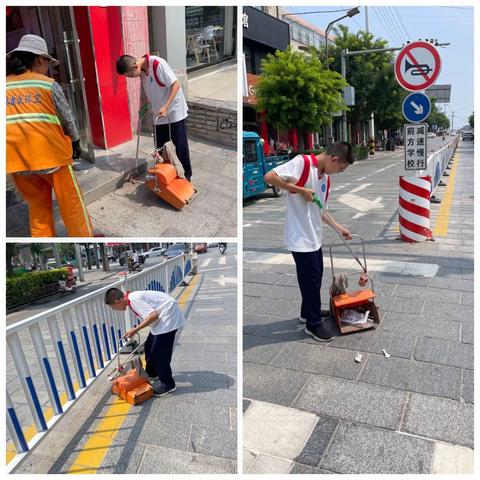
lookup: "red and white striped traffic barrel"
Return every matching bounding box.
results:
[399,176,432,242]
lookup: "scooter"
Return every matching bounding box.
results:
[218,243,227,254]
[59,265,77,296]
[128,257,142,273]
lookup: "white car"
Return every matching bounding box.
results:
[145,246,165,258]
[427,132,436,139]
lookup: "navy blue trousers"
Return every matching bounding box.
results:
[291,247,324,328]
[155,119,192,180]
[144,329,177,389]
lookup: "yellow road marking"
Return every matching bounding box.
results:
[7,273,200,469]
[433,151,460,237]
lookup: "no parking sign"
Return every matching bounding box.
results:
[395,41,441,92]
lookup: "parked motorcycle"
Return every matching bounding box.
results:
[59,265,77,296]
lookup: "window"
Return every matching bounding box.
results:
[243,140,258,164]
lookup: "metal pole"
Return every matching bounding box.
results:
[365,6,370,33]
[52,243,61,268]
[74,243,84,282]
[341,51,347,141]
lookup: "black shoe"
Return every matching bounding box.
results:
[299,310,330,323]
[153,383,177,397]
[305,325,334,342]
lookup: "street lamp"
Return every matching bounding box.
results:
[324,7,359,70]
[324,7,359,144]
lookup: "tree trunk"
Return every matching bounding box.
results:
[85,243,92,270]
[99,244,110,272]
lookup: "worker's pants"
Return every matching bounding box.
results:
[144,329,178,389]
[13,165,93,237]
[155,119,192,180]
[291,247,324,328]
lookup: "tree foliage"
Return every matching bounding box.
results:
[426,101,450,130]
[468,113,474,128]
[329,25,404,130]
[255,46,347,132]
[58,243,76,260]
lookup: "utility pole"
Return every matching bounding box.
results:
[365,6,369,33]
[74,243,84,282]
[451,111,455,133]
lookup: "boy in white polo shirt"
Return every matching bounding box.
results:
[116,54,192,181]
[105,287,185,397]
[264,141,354,342]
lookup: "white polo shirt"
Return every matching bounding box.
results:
[126,290,185,335]
[140,53,188,125]
[273,154,330,253]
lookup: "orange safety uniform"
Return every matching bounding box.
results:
[6,71,93,237]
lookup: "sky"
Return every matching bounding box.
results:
[285,5,474,129]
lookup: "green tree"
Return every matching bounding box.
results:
[255,46,347,150]
[6,243,18,277]
[468,113,474,128]
[329,25,404,138]
[58,243,76,262]
[426,101,450,130]
[30,243,44,269]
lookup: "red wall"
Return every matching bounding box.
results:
[75,6,132,149]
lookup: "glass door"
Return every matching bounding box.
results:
[37,7,95,163]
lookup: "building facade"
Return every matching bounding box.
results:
[6,5,236,158]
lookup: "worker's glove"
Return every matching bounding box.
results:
[72,140,82,160]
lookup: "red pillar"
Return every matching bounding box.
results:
[288,128,298,151]
[260,111,270,156]
[74,6,132,149]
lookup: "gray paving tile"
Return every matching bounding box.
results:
[243,270,287,285]
[271,343,362,380]
[359,355,462,400]
[243,334,287,365]
[294,415,339,467]
[294,375,406,429]
[243,362,310,407]
[423,300,473,323]
[382,313,461,341]
[429,277,473,292]
[244,297,300,318]
[194,387,237,407]
[403,393,474,448]
[460,292,474,305]
[463,369,474,404]
[254,317,313,342]
[461,321,473,344]
[413,337,473,369]
[276,274,301,287]
[320,421,434,474]
[332,328,415,359]
[373,273,431,287]
[137,444,236,474]
[134,419,191,452]
[243,313,270,335]
[394,284,461,304]
[188,425,237,459]
[290,462,333,474]
[244,282,301,301]
[155,400,230,429]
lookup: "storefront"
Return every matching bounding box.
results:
[7,5,237,161]
[185,6,236,71]
[242,7,296,154]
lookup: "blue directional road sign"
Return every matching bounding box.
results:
[402,92,431,123]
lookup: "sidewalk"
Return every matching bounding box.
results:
[11,248,237,474]
[243,141,474,474]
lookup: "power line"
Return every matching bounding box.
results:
[393,7,411,40]
[377,6,403,45]
[372,7,397,45]
[385,6,406,43]
[283,8,360,17]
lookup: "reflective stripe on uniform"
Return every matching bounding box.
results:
[6,113,61,125]
[67,165,93,236]
[6,80,53,90]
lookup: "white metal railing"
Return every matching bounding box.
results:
[6,253,192,471]
[417,135,459,196]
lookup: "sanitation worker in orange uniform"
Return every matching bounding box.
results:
[6,35,93,237]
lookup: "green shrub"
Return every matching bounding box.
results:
[353,145,369,160]
[7,268,67,308]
